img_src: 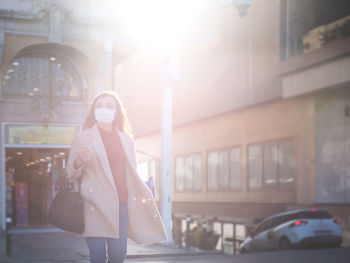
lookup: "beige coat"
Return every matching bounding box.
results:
[66,124,167,244]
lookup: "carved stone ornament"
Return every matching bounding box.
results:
[49,5,65,43]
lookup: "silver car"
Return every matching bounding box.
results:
[240,208,343,253]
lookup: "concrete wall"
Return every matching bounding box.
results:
[135,95,316,206]
[115,0,281,136]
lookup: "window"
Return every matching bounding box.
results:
[175,154,202,191]
[208,147,242,191]
[271,214,298,228]
[248,139,294,190]
[278,140,294,188]
[2,55,83,99]
[175,157,185,191]
[137,159,159,198]
[280,0,350,59]
[248,145,262,189]
[137,161,149,182]
[298,210,332,219]
[230,148,241,189]
[137,159,159,183]
[263,144,278,188]
[208,152,219,191]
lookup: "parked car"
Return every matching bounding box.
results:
[239,208,343,253]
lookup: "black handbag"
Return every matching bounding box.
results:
[48,174,84,233]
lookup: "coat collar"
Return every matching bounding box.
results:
[88,124,136,189]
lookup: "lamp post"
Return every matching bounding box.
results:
[159,0,251,245]
[160,52,179,244]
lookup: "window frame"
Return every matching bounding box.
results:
[1,54,85,101]
[175,152,203,192]
[248,138,295,191]
[207,146,242,192]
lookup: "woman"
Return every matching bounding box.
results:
[66,91,167,263]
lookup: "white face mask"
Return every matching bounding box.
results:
[95,107,116,124]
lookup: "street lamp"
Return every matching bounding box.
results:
[159,0,251,245]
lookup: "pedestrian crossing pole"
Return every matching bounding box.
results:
[160,49,179,244]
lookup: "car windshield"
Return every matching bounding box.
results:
[298,210,332,219]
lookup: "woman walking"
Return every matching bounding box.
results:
[66,91,167,263]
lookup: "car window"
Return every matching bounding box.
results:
[271,216,282,228]
[253,218,273,235]
[271,213,298,228]
[262,219,272,231]
[298,210,332,219]
[283,213,298,223]
[252,223,264,236]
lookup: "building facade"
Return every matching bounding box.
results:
[0,0,349,253]
[0,0,137,231]
[114,0,350,251]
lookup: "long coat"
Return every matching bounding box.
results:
[66,124,167,244]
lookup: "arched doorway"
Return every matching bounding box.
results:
[1,44,88,229]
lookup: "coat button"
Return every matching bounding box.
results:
[89,188,93,193]
[90,206,95,211]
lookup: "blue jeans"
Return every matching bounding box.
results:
[86,203,128,263]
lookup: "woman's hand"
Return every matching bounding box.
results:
[74,148,92,169]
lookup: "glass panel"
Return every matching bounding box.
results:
[5,125,79,145]
[193,154,202,191]
[218,151,229,189]
[2,55,82,99]
[223,223,234,254]
[184,156,193,190]
[235,224,246,241]
[263,144,278,188]
[279,140,294,188]
[137,161,148,182]
[213,222,222,251]
[315,87,350,203]
[315,126,344,202]
[248,145,262,189]
[208,152,218,191]
[150,160,157,179]
[176,157,185,191]
[230,148,241,190]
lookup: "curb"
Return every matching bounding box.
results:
[0,251,221,262]
[126,250,222,259]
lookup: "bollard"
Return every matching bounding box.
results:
[5,217,12,256]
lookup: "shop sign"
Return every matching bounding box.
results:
[4,124,79,145]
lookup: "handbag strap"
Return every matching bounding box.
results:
[65,170,82,193]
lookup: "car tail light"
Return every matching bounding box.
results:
[311,208,318,212]
[289,220,308,228]
[334,219,341,225]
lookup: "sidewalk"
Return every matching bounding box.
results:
[0,231,219,263]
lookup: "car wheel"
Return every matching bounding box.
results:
[279,237,291,250]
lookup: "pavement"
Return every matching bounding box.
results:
[0,229,220,263]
